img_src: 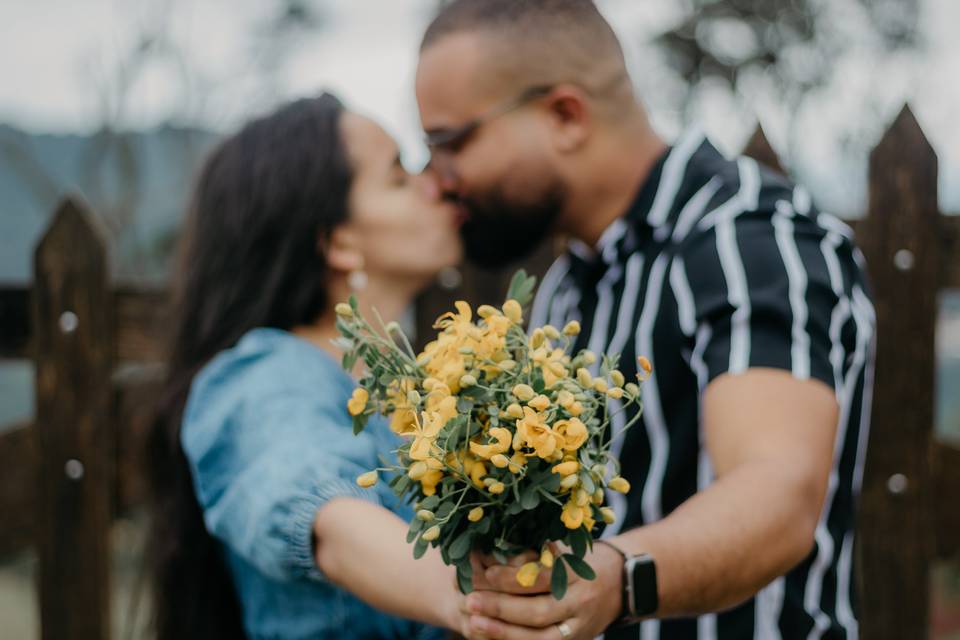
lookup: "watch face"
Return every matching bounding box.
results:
[628,554,658,617]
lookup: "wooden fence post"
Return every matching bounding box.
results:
[856,106,939,639]
[33,198,114,640]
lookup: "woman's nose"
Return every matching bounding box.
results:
[414,171,441,201]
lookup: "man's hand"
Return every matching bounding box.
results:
[461,544,623,639]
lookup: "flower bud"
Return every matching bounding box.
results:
[468,507,484,522]
[540,548,555,568]
[506,403,525,419]
[562,320,581,336]
[459,374,478,388]
[609,476,631,494]
[498,359,517,371]
[334,303,354,318]
[560,474,580,490]
[625,382,640,398]
[582,351,597,365]
[568,401,584,417]
[512,384,535,402]
[543,325,561,340]
[527,394,551,411]
[607,387,624,400]
[576,368,593,388]
[556,390,575,409]
[489,481,506,494]
[638,355,653,374]
[416,509,435,522]
[347,388,369,416]
[477,304,499,318]
[516,562,540,587]
[408,461,428,480]
[593,488,605,505]
[407,390,422,405]
[610,370,625,387]
[551,461,580,476]
[529,328,545,349]
[593,378,609,393]
[600,507,617,524]
[422,525,441,542]
[502,299,523,323]
[356,470,378,488]
[491,454,511,469]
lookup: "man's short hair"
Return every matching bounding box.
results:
[421,0,630,101]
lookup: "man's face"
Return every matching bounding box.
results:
[416,33,566,268]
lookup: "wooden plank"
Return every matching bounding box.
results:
[114,286,169,362]
[942,215,960,290]
[0,286,30,359]
[933,441,960,558]
[0,423,35,557]
[33,198,113,640]
[856,106,939,639]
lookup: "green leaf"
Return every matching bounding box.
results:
[406,518,424,543]
[562,554,597,581]
[457,567,474,594]
[506,501,525,516]
[413,536,429,559]
[579,471,596,495]
[348,294,359,311]
[456,557,474,578]
[352,414,367,435]
[419,495,440,510]
[520,485,541,511]
[449,530,473,560]
[550,559,569,600]
[342,351,357,372]
[457,397,474,413]
[570,527,589,559]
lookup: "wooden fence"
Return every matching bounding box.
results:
[0,105,958,638]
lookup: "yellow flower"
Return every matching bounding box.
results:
[356,470,378,488]
[512,384,535,402]
[562,321,581,336]
[516,407,562,459]
[409,411,446,461]
[347,388,368,416]
[574,489,591,507]
[468,507,484,522]
[505,403,525,419]
[420,469,444,496]
[601,507,617,524]
[502,299,523,323]
[407,461,428,480]
[555,417,588,451]
[638,355,653,374]
[551,460,580,476]
[516,562,541,587]
[609,476,631,493]
[509,450,527,474]
[469,427,512,459]
[539,348,569,388]
[477,304,499,318]
[556,390,575,409]
[422,525,441,541]
[527,394,551,412]
[576,367,593,387]
[470,460,488,488]
[561,500,585,529]
[560,474,580,490]
[540,547,555,568]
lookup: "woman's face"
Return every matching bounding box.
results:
[339,112,462,283]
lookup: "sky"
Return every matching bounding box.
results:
[0,0,958,214]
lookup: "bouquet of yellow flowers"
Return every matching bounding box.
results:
[338,271,647,599]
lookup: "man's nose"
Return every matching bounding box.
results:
[426,155,460,196]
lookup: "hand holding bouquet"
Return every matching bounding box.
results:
[338,271,648,598]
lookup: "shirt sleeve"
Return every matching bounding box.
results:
[183,386,385,584]
[676,203,872,395]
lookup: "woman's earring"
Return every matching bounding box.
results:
[348,270,368,291]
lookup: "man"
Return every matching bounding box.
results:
[416,1,875,639]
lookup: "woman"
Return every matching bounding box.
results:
[146,93,466,639]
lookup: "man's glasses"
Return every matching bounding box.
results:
[424,84,554,154]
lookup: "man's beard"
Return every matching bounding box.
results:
[457,183,564,269]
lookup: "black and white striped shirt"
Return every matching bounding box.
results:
[530,132,876,640]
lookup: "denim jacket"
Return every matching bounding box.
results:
[182,328,445,640]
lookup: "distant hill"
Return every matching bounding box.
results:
[0,123,218,284]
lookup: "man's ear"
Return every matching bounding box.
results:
[544,85,591,153]
[324,225,366,273]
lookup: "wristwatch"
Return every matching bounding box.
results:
[595,539,659,623]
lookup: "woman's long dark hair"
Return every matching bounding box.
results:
[146,93,352,639]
